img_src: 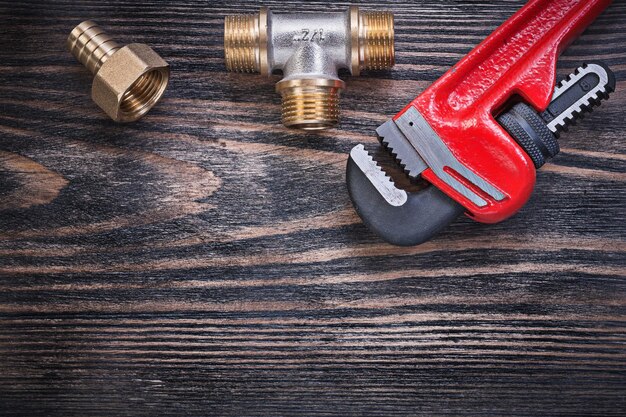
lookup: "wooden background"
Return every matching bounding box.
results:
[1,0,625,415]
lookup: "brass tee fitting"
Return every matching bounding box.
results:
[225,6,394,130]
[67,21,170,122]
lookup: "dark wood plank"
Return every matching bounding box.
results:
[0,1,625,416]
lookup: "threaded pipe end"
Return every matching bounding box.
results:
[118,68,169,121]
[277,79,344,131]
[67,20,121,74]
[224,13,262,73]
[359,10,395,71]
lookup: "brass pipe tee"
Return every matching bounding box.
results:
[225,6,395,130]
[67,21,170,122]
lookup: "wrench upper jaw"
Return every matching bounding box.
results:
[346,145,464,246]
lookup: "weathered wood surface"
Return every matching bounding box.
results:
[0,0,625,415]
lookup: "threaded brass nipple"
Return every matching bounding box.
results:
[359,11,395,71]
[277,79,344,130]
[224,14,261,73]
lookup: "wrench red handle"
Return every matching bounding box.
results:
[395,0,612,223]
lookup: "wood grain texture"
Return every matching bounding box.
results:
[0,0,625,416]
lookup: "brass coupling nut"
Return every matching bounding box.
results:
[224,6,394,130]
[67,21,170,122]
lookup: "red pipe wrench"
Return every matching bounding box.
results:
[347,0,615,246]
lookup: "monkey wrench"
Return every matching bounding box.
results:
[347,0,615,246]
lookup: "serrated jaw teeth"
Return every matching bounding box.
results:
[545,62,615,134]
[349,144,408,207]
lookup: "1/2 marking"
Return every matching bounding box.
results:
[294,29,325,42]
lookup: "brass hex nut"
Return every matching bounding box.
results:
[92,43,170,122]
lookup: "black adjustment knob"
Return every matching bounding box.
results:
[497,62,615,169]
[498,102,559,169]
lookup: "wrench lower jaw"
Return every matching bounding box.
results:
[346,156,465,246]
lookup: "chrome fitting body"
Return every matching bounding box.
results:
[225,6,394,130]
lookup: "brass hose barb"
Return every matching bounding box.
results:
[224,6,395,130]
[67,21,170,122]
